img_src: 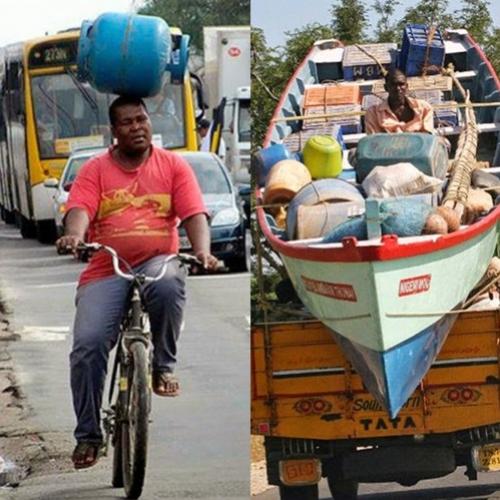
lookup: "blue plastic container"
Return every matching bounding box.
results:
[254,144,291,187]
[77,12,171,97]
[355,133,449,183]
[399,24,445,77]
[435,107,460,127]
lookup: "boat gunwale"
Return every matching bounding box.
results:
[257,195,499,263]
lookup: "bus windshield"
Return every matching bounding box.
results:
[32,75,187,157]
[144,83,186,149]
[238,99,250,143]
[31,74,112,158]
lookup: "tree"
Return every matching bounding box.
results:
[373,0,401,43]
[251,28,281,151]
[398,0,455,31]
[484,28,500,77]
[138,0,250,53]
[330,0,368,44]
[281,23,336,77]
[452,0,492,46]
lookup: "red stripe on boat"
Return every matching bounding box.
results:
[302,275,358,302]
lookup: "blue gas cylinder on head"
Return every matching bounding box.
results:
[77,12,171,97]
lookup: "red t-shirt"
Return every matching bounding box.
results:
[66,146,206,286]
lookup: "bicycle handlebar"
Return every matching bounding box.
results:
[75,243,203,283]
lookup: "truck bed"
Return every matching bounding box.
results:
[252,310,500,440]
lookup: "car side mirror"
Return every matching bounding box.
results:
[238,184,251,197]
[44,178,59,188]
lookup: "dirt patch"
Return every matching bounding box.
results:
[251,434,265,462]
[251,435,275,496]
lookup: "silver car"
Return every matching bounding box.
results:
[45,147,106,237]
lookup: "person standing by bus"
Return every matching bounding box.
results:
[198,118,226,160]
[56,95,218,469]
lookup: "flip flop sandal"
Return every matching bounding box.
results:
[72,442,101,470]
[153,371,180,397]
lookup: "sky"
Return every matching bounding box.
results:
[252,0,500,48]
[0,0,147,46]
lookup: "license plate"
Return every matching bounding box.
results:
[279,458,321,486]
[472,443,500,472]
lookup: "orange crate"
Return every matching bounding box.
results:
[303,84,360,108]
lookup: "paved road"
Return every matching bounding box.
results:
[255,464,500,499]
[256,469,500,499]
[0,221,250,499]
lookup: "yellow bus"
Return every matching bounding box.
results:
[0,29,201,243]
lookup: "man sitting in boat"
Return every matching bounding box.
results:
[365,69,434,134]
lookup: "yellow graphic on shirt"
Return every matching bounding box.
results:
[95,180,172,238]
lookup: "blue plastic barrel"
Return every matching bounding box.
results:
[77,12,171,97]
[254,144,291,187]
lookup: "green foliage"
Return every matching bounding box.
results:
[251,28,282,151]
[373,0,401,43]
[484,28,500,77]
[397,0,455,32]
[281,23,336,76]
[330,0,369,44]
[452,0,492,46]
[138,0,250,52]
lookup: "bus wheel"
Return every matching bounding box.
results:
[20,216,36,239]
[36,220,57,244]
[3,209,15,225]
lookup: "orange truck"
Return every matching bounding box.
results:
[251,309,500,499]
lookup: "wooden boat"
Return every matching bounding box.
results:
[256,28,500,418]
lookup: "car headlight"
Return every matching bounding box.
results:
[211,208,240,227]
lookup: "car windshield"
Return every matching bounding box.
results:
[62,156,92,186]
[144,82,186,149]
[32,74,112,159]
[238,98,250,143]
[182,155,231,194]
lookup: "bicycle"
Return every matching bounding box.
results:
[75,242,201,499]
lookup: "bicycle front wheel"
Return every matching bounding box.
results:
[122,341,151,499]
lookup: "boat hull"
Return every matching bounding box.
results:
[331,312,457,418]
[275,223,498,415]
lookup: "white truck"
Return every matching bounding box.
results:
[203,26,250,184]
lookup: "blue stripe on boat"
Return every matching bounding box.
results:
[329,311,458,418]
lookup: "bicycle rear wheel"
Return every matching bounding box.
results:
[122,341,151,499]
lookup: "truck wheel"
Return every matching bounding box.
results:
[279,484,319,500]
[327,476,359,499]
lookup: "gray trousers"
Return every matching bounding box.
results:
[70,255,186,444]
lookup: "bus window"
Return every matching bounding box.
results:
[145,82,185,149]
[31,74,111,158]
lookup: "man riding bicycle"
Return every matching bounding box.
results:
[56,95,218,470]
